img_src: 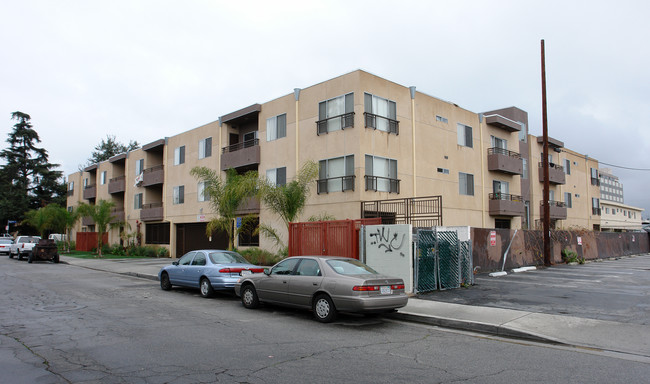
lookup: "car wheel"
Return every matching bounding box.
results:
[241,284,259,309]
[53,254,59,263]
[28,252,33,263]
[313,294,337,323]
[18,252,23,261]
[199,277,214,298]
[160,272,172,291]
[9,250,13,259]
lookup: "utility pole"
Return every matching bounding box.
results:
[541,39,551,266]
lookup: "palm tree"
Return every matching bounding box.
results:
[258,160,319,249]
[23,207,50,237]
[76,199,116,257]
[191,167,258,251]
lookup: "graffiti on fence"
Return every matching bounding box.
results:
[368,225,408,257]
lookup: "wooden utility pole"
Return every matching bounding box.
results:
[541,39,551,266]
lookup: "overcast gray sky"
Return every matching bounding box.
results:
[2,0,649,218]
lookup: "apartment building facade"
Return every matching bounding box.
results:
[67,70,604,257]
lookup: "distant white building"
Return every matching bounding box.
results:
[599,168,624,203]
[598,168,643,231]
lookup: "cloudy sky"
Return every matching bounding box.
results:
[2,0,649,218]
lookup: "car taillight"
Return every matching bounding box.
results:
[219,267,264,274]
[219,268,231,273]
[391,284,405,290]
[353,285,380,291]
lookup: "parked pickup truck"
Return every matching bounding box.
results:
[9,236,41,260]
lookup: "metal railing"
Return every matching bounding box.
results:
[316,112,354,135]
[365,175,400,193]
[489,193,524,202]
[109,175,125,183]
[143,164,164,174]
[487,147,521,158]
[538,162,564,172]
[317,175,355,194]
[591,177,600,186]
[592,207,601,215]
[84,184,96,189]
[539,200,566,208]
[222,138,259,153]
[364,112,399,135]
[142,202,163,209]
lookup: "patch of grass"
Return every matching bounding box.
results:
[62,250,150,259]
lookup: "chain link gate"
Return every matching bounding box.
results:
[415,227,473,293]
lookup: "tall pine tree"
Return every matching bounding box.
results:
[0,111,66,234]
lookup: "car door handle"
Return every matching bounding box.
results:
[312,283,318,286]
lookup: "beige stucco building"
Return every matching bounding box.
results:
[67,70,606,257]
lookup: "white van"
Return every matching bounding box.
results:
[48,234,67,242]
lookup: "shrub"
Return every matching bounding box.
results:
[561,248,580,264]
[238,248,283,266]
[110,244,126,256]
[156,247,169,258]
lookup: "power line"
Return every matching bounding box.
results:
[597,161,650,171]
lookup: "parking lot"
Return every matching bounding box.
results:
[418,253,650,325]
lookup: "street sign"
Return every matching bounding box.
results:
[577,236,582,246]
[490,231,496,246]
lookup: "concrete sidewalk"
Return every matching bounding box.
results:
[59,255,650,359]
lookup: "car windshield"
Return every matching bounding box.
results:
[326,259,378,275]
[209,251,249,265]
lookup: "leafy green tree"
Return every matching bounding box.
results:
[191,167,258,251]
[76,200,117,257]
[82,134,139,169]
[23,207,50,237]
[258,161,319,249]
[43,204,79,253]
[0,112,65,232]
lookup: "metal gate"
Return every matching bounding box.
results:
[414,227,474,293]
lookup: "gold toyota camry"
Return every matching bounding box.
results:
[234,256,408,322]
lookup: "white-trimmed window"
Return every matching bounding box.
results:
[318,93,354,134]
[173,186,185,205]
[522,158,529,179]
[83,178,88,188]
[493,180,509,196]
[100,171,107,185]
[134,193,143,209]
[174,146,185,165]
[135,159,144,175]
[436,115,448,123]
[364,93,398,134]
[318,155,355,193]
[199,137,212,159]
[197,181,209,202]
[491,135,507,150]
[266,114,287,141]
[564,159,571,175]
[457,124,473,148]
[69,181,74,192]
[565,192,572,208]
[459,172,474,196]
[365,155,398,193]
[266,167,287,186]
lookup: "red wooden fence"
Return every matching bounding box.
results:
[76,232,109,252]
[288,218,382,259]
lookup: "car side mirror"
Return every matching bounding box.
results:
[172,261,179,266]
[264,268,271,275]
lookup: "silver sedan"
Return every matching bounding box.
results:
[234,256,408,322]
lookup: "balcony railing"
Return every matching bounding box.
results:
[365,175,400,194]
[489,193,524,202]
[538,162,566,184]
[488,147,521,158]
[364,112,399,135]
[592,207,601,215]
[83,184,96,200]
[317,175,355,194]
[141,202,164,222]
[142,165,164,187]
[222,138,259,154]
[591,177,600,186]
[108,175,126,194]
[540,200,568,220]
[316,112,354,135]
[538,162,564,172]
[488,193,525,217]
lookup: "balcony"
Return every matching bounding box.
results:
[364,112,399,135]
[489,193,525,217]
[81,216,95,226]
[316,112,354,135]
[485,114,522,132]
[317,175,356,194]
[365,175,400,194]
[487,148,523,175]
[234,197,261,215]
[540,200,567,220]
[110,209,125,223]
[83,184,96,200]
[140,202,164,222]
[538,162,566,185]
[108,175,126,194]
[142,165,164,187]
[220,139,260,171]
